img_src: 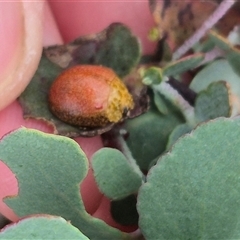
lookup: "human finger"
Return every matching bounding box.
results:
[0,1,44,111]
[0,2,103,221]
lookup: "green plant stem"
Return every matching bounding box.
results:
[173,0,236,60]
[153,82,196,126]
[117,132,145,182]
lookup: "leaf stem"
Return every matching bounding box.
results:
[116,132,145,182]
[173,0,236,60]
[153,82,196,126]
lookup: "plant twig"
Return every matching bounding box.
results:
[153,82,196,126]
[173,0,236,60]
[116,132,145,182]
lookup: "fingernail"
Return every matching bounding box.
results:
[0,1,44,111]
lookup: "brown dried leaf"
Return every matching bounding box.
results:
[149,0,240,50]
[19,23,143,137]
[122,67,150,118]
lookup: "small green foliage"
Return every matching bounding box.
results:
[195,81,231,122]
[94,23,141,77]
[0,216,89,240]
[208,31,240,78]
[209,30,233,51]
[125,99,184,170]
[0,128,131,240]
[193,37,215,53]
[162,53,204,77]
[190,59,240,98]
[141,66,163,85]
[138,118,240,239]
[227,50,240,77]
[91,148,142,200]
[153,89,169,115]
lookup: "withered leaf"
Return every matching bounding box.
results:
[19,23,144,137]
[149,0,240,50]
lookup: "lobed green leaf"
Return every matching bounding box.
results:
[92,148,142,200]
[0,128,131,240]
[138,118,240,239]
[124,99,184,170]
[208,31,240,78]
[194,81,231,122]
[0,215,89,240]
[152,89,169,115]
[190,59,240,98]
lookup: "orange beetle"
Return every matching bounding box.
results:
[49,65,134,128]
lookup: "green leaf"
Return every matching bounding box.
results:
[209,30,233,51]
[0,215,89,239]
[111,195,138,226]
[153,89,169,115]
[94,23,141,77]
[92,148,142,200]
[125,100,184,170]
[0,128,131,240]
[162,53,204,77]
[193,37,215,53]
[138,118,240,239]
[227,50,240,77]
[195,81,231,122]
[190,59,240,98]
[208,31,240,78]
[166,123,192,150]
[141,67,163,85]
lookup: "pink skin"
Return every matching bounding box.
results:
[0,1,155,232]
